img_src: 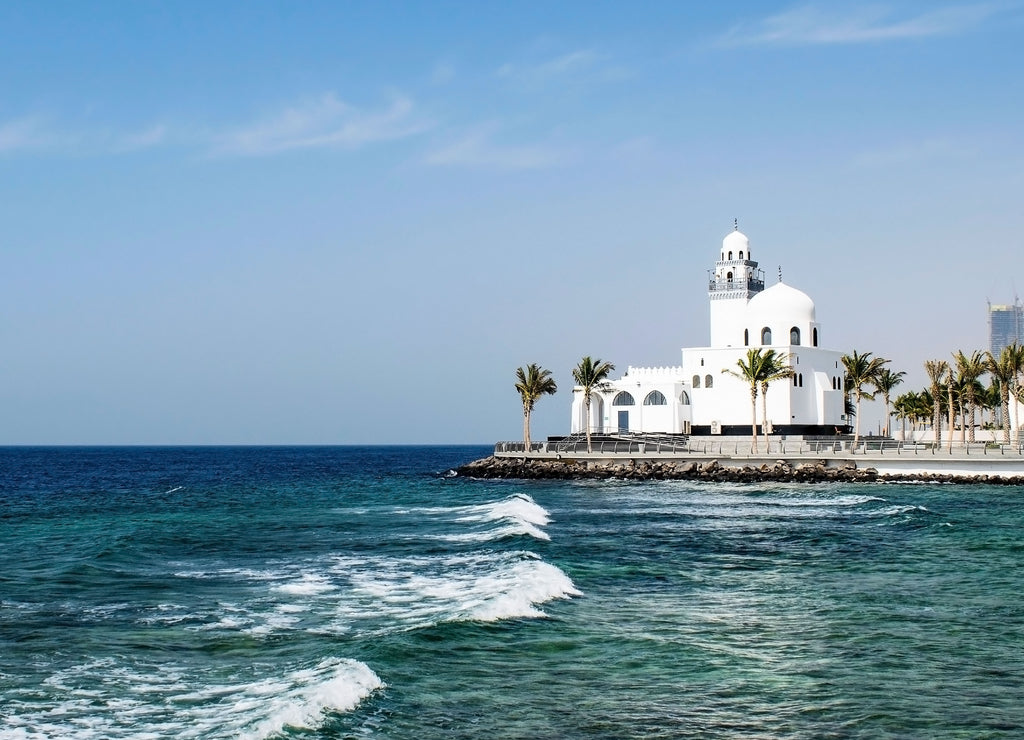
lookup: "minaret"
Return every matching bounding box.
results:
[708,221,765,347]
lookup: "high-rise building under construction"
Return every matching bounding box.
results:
[989,299,1024,356]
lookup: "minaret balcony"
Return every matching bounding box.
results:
[708,276,765,293]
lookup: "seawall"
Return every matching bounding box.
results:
[457,455,1024,485]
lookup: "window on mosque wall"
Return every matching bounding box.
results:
[799,373,803,387]
[704,374,714,388]
[813,328,819,347]
[739,251,744,259]
[728,251,733,260]
[644,391,667,406]
[679,391,691,405]
[761,327,772,345]
[744,329,749,346]
[692,375,701,388]
[727,271,733,281]
[612,391,635,406]
[790,327,800,345]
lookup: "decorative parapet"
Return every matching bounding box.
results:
[624,366,685,378]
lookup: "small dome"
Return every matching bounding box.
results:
[721,229,750,260]
[747,282,816,324]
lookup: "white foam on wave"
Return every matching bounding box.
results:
[317,550,582,633]
[1,657,382,740]
[456,493,551,526]
[275,574,337,596]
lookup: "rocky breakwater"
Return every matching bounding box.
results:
[456,456,879,483]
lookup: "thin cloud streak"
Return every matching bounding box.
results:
[0,116,71,154]
[717,3,1008,47]
[423,128,565,170]
[213,93,429,157]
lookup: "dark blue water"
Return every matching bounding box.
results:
[2,447,1022,738]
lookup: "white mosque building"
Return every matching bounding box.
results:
[570,225,849,437]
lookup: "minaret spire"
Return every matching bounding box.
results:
[778,265,783,283]
[734,218,738,231]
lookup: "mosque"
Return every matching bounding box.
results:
[570,224,849,437]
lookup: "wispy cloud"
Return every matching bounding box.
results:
[0,116,73,154]
[717,3,1007,47]
[852,136,972,167]
[423,127,565,170]
[109,124,168,153]
[213,93,428,156]
[496,49,627,89]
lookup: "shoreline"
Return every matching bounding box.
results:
[456,455,1024,485]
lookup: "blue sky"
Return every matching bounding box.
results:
[3,1,1023,444]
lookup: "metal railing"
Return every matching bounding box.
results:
[494,437,1024,458]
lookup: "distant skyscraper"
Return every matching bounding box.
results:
[988,299,1024,356]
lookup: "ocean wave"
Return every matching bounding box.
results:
[329,550,582,628]
[1,657,381,740]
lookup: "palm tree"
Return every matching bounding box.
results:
[874,367,906,437]
[987,344,1024,444]
[946,366,957,452]
[842,351,887,446]
[758,355,795,452]
[893,392,914,438]
[514,364,557,451]
[722,348,792,453]
[572,356,615,453]
[924,360,949,445]
[953,350,987,443]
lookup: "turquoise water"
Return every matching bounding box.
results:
[1,446,1022,738]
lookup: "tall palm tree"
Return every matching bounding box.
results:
[874,367,906,437]
[924,359,949,445]
[893,392,914,437]
[946,367,957,452]
[572,356,615,453]
[953,350,987,443]
[722,348,792,453]
[758,355,795,451]
[987,344,1024,444]
[514,364,557,450]
[842,351,887,445]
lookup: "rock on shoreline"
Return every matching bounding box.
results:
[455,456,1024,485]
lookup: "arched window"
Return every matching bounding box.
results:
[728,251,733,260]
[643,390,667,406]
[761,327,772,345]
[726,271,733,282]
[793,375,798,386]
[612,391,635,406]
[704,374,713,388]
[739,251,744,259]
[692,375,701,388]
[799,373,804,387]
[813,327,819,347]
[679,391,690,405]
[744,328,749,346]
[790,327,801,345]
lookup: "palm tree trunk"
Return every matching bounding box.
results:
[854,394,862,446]
[761,387,770,452]
[1001,388,1011,444]
[947,387,955,453]
[523,407,531,450]
[584,397,593,453]
[750,385,758,454]
[968,398,976,443]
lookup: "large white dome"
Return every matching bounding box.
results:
[747,282,816,324]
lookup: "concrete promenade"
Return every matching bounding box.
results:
[493,437,1024,478]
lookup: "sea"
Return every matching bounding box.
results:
[1,445,1022,739]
